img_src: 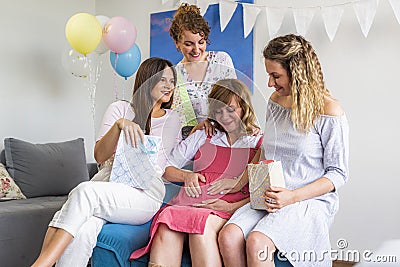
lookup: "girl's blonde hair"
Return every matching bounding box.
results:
[263,34,330,133]
[208,79,259,135]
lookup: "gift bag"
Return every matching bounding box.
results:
[248,160,286,210]
[109,132,163,189]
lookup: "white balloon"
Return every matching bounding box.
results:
[95,15,110,55]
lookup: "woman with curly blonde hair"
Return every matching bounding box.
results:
[218,34,349,267]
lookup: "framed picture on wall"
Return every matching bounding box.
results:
[150,1,254,92]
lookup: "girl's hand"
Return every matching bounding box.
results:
[207,178,239,195]
[183,171,206,198]
[190,119,216,136]
[264,186,296,213]
[117,118,145,147]
[193,198,234,214]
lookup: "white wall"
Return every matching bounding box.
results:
[0,0,98,160]
[1,0,399,258]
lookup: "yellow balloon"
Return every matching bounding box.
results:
[65,13,102,55]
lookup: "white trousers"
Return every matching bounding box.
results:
[50,181,162,267]
[56,216,105,267]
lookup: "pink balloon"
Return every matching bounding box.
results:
[102,16,137,54]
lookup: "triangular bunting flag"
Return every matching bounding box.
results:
[353,0,379,37]
[266,6,287,38]
[197,0,212,16]
[243,4,261,38]
[219,0,238,32]
[321,5,344,42]
[175,0,186,6]
[389,0,400,24]
[292,7,317,36]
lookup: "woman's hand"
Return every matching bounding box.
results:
[193,199,235,214]
[116,118,145,147]
[264,186,296,213]
[190,119,216,136]
[183,171,206,198]
[207,178,239,195]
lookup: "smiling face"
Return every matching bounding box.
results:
[150,67,175,105]
[213,97,243,134]
[265,59,291,97]
[175,30,208,63]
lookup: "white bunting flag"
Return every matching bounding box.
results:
[243,4,261,38]
[197,0,212,16]
[175,0,189,6]
[219,0,238,32]
[321,5,344,42]
[353,0,379,37]
[389,0,400,24]
[266,6,287,38]
[293,7,317,36]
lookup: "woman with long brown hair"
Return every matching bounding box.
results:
[31,57,182,267]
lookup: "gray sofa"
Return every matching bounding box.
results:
[0,138,97,267]
[0,137,292,267]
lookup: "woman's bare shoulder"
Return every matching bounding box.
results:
[324,96,344,116]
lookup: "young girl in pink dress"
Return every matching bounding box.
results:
[130,79,263,267]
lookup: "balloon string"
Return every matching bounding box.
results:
[86,55,99,141]
[88,56,95,140]
[92,57,102,135]
[122,78,126,100]
[113,53,119,100]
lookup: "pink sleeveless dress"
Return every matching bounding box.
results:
[130,135,262,260]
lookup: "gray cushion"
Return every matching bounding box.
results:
[0,150,5,165]
[4,138,89,198]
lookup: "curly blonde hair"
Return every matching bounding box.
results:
[208,79,259,135]
[263,34,330,133]
[169,3,211,43]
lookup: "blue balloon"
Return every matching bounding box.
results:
[110,43,141,79]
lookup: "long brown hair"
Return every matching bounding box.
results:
[263,34,329,133]
[130,57,177,134]
[208,79,259,135]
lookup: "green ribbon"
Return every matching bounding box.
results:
[175,72,197,127]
